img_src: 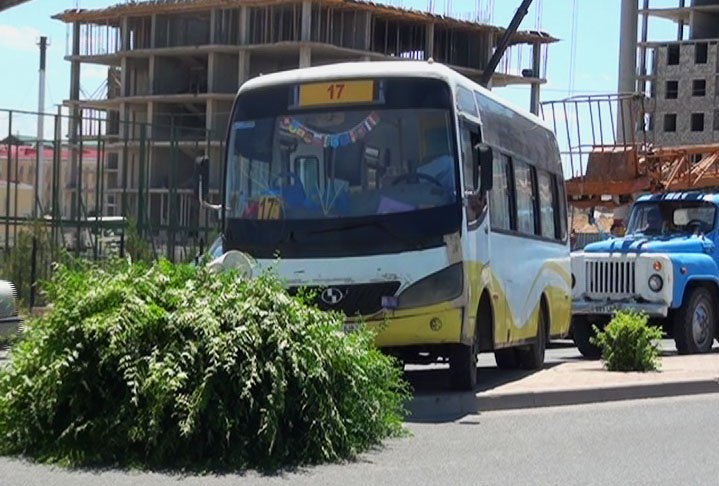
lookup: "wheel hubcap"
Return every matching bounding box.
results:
[692,302,710,347]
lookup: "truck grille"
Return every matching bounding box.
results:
[586,259,636,297]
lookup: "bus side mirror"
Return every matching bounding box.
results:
[194,155,210,201]
[477,144,493,193]
[195,155,222,212]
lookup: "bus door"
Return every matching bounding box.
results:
[459,119,490,331]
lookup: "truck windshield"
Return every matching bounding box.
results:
[626,201,717,236]
[225,108,457,220]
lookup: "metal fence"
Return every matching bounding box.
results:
[0,107,224,306]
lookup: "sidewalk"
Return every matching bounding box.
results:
[408,352,719,420]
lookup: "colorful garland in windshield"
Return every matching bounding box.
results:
[280,112,380,148]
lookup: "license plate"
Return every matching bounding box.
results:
[590,304,621,314]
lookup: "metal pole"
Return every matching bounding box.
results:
[35,36,48,216]
[530,42,541,115]
[5,111,12,257]
[617,0,638,142]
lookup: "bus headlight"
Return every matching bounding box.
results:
[397,263,463,309]
[648,274,663,293]
[207,250,254,278]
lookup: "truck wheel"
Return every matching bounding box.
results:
[674,287,716,355]
[449,343,477,390]
[517,307,547,370]
[494,348,519,369]
[573,317,602,359]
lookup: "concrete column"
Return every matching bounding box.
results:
[206,99,215,135]
[209,9,217,44]
[363,12,372,51]
[301,0,312,42]
[425,23,435,60]
[238,50,250,84]
[480,32,494,70]
[618,0,638,95]
[120,57,129,97]
[148,55,156,94]
[239,6,249,44]
[121,16,130,51]
[146,101,154,140]
[208,52,216,92]
[299,46,312,68]
[150,14,157,48]
[529,42,541,115]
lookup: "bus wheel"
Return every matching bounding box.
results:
[494,348,519,369]
[449,343,477,391]
[573,317,601,359]
[517,307,547,370]
[674,287,715,355]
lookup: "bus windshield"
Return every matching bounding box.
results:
[226,108,457,220]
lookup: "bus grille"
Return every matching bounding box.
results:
[287,282,401,316]
[585,259,636,297]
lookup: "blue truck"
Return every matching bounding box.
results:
[571,192,719,358]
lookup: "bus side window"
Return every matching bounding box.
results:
[490,154,514,231]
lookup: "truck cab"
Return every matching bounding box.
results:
[571,192,719,357]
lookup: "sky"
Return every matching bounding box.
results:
[0,0,681,144]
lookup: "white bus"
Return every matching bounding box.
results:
[200,61,571,390]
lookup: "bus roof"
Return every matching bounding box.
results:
[237,61,550,130]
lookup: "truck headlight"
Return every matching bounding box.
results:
[648,274,663,292]
[397,263,463,309]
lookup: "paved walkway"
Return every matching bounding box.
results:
[408,346,719,419]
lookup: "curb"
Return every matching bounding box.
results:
[407,378,719,421]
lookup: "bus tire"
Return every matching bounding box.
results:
[449,343,477,391]
[516,306,547,370]
[494,348,519,369]
[573,317,601,359]
[674,287,715,355]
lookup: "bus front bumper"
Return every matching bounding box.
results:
[350,307,463,347]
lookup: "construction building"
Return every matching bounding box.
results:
[554,0,719,226]
[635,0,719,146]
[53,0,555,227]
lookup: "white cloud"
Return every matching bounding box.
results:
[0,24,41,52]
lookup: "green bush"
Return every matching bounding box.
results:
[0,259,408,470]
[591,311,663,372]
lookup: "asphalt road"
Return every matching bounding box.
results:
[0,394,716,485]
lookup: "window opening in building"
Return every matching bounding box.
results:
[664,113,677,132]
[693,79,706,97]
[667,44,680,65]
[666,80,679,99]
[691,113,705,132]
[695,42,708,64]
[714,110,719,131]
